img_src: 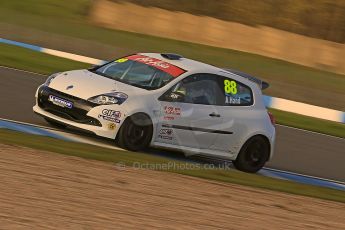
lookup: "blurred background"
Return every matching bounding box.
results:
[121,0,345,43]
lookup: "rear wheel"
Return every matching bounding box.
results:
[233,136,270,173]
[44,117,67,129]
[117,113,153,151]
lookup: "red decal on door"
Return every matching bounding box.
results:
[164,106,181,116]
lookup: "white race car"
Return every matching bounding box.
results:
[33,53,276,172]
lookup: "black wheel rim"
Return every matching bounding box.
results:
[244,140,266,167]
[126,122,149,146]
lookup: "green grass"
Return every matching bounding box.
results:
[270,108,345,138]
[0,0,344,110]
[0,128,344,203]
[0,43,89,74]
[1,43,344,138]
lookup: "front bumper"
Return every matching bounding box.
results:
[33,85,124,139]
[37,86,101,126]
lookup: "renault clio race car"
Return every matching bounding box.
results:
[33,53,276,172]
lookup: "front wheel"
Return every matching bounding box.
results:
[117,114,153,151]
[233,136,270,173]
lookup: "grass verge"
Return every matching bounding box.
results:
[0,0,344,110]
[0,43,89,74]
[0,128,344,203]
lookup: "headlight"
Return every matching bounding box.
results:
[44,73,60,86]
[88,92,128,105]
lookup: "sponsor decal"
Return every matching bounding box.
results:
[48,95,73,109]
[164,106,181,116]
[158,128,173,140]
[115,58,128,63]
[108,123,116,130]
[159,128,173,135]
[98,109,121,123]
[102,109,121,118]
[170,93,181,99]
[163,116,175,120]
[125,54,186,77]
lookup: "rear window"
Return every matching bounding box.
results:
[92,55,186,90]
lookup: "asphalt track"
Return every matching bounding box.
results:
[0,66,344,182]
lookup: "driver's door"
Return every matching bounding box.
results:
[155,74,225,151]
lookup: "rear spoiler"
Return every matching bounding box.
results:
[222,68,269,90]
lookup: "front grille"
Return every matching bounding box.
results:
[37,86,102,127]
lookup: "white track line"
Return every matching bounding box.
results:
[0,117,62,132]
[263,167,345,185]
[0,117,122,150]
[277,124,344,140]
[0,65,47,76]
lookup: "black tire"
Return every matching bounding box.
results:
[233,136,270,173]
[44,117,67,129]
[117,113,153,151]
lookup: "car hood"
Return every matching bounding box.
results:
[48,69,148,100]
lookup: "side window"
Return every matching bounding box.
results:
[222,77,253,106]
[160,73,253,106]
[159,74,224,105]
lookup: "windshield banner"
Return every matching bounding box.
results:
[125,54,186,77]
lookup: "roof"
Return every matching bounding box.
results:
[139,53,269,89]
[140,53,222,73]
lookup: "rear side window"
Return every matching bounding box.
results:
[222,77,253,106]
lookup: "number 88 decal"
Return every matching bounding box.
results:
[224,79,237,95]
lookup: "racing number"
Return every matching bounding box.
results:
[224,80,237,95]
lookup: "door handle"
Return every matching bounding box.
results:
[209,112,221,117]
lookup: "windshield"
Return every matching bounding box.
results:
[91,55,186,90]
